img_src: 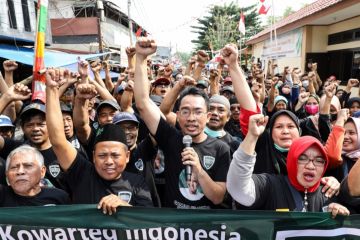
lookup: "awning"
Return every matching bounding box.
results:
[0,44,109,68]
[0,44,119,79]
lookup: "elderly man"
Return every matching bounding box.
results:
[46,68,153,215]
[0,145,70,207]
[205,95,240,156]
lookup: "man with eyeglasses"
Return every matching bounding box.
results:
[113,112,160,206]
[227,114,349,217]
[134,37,230,209]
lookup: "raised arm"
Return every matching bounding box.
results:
[102,61,114,93]
[227,114,268,206]
[45,68,77,171]
[221,44,256,112]
[133,37,161,135]
[73,83,97,144]
[2,61,18,121]
[120,80,135,113]
[90,60,107,89]
[0,83,31,115]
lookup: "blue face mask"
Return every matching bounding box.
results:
[205,126,225,138]
[274,143,289,153]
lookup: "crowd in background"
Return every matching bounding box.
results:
[0,37,360,217]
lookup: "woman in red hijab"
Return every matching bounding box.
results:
[227,114,349,217]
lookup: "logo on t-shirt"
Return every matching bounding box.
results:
[49,164,60,178]
[118,191,132,203]
[178,170,204,201]
[202,156,215,170]
[135,159,144,171]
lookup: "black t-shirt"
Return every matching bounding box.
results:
[0,157,6,185]
[0,185,70,207]
[219,132,241,157]
[125,136,160,207]
[155,117,230,209]
[0,139,68,191]
[64,152,153,206]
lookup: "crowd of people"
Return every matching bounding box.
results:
[0,37,360,218]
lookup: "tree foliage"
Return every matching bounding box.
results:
[191,2,263,54]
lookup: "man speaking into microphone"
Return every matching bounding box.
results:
[134,37,230,209]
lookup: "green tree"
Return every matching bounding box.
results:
[191,2,263,54]
[283,6,295,18]
[175,51,192,66]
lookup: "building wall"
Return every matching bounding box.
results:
[328,16,360,34]
[309,26,328,52]
[0,0,44,42]
[48,0,75,18]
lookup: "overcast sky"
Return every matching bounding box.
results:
[113,0,316,52]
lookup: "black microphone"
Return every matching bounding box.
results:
[182,135,192,181]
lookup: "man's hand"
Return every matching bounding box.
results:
[248,114,268,138]
[311,62,318,71]
[196,50,209,63]
[97,194,131,215]
[335,108,350,127]
[76,83,97,100]
[135,37,157,61]
[347,78,359,88]
[125,47,136,58]
[90,60,102,73]
[78,60,89,79]
[321,176,340,198]
[298,92,310,104]
[124,80,134,92]
[3,60,18,72]
[5,83,31,101]
[271,77,279,88]
[209,69,220,79]
[325,83,337,99]
[327,203,350,218]
[178,76,196,88]
[220,44,238,67]
[45,68,67,89]
[181,147,203,180]
[102,61,111,72]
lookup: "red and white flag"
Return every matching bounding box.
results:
[258,0,271,15]
[238,12,245,35]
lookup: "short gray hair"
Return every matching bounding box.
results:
[6,145,44,171]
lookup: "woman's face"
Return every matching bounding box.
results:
[343,121,358,152]
[350,102,360,116]
[306,96,318,106]
[272,115,300,149]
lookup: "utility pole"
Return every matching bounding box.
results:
[96,0,104,53]
[128,0,133,46]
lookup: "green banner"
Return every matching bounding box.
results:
[0,205,360,240]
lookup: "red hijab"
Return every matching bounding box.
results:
[286,136,328,193]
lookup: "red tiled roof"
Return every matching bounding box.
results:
[247,0,343,43]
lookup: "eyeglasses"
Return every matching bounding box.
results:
[297,154,326,167]
[179,109,207,118]
[120,124,138,132]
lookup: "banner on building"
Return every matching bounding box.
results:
[262,28,303,60]
[1,205,360,240]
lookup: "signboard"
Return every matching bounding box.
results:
[262,28,303,60]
